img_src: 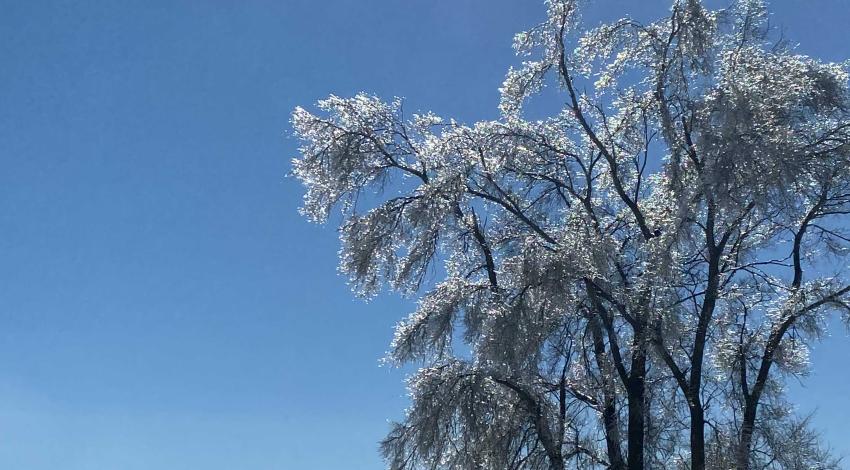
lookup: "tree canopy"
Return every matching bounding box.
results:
[291,1,850,468]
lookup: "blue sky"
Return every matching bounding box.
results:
[0,1,847,468]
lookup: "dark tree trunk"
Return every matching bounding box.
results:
[688,236,722,470]
[603,395,627,470]
[627,346,646,470]
[689,404,706,470]
[590,319,626,469]
[583,284,627,470]
[736,402,757,470]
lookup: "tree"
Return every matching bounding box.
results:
[290,1,850,469]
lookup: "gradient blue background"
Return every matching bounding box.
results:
[0,1,847,468]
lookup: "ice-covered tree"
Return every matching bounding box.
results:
[290,1,850,469]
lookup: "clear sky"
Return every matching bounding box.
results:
[0,1,847,469]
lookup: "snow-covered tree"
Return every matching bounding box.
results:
[291,1,850,469]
